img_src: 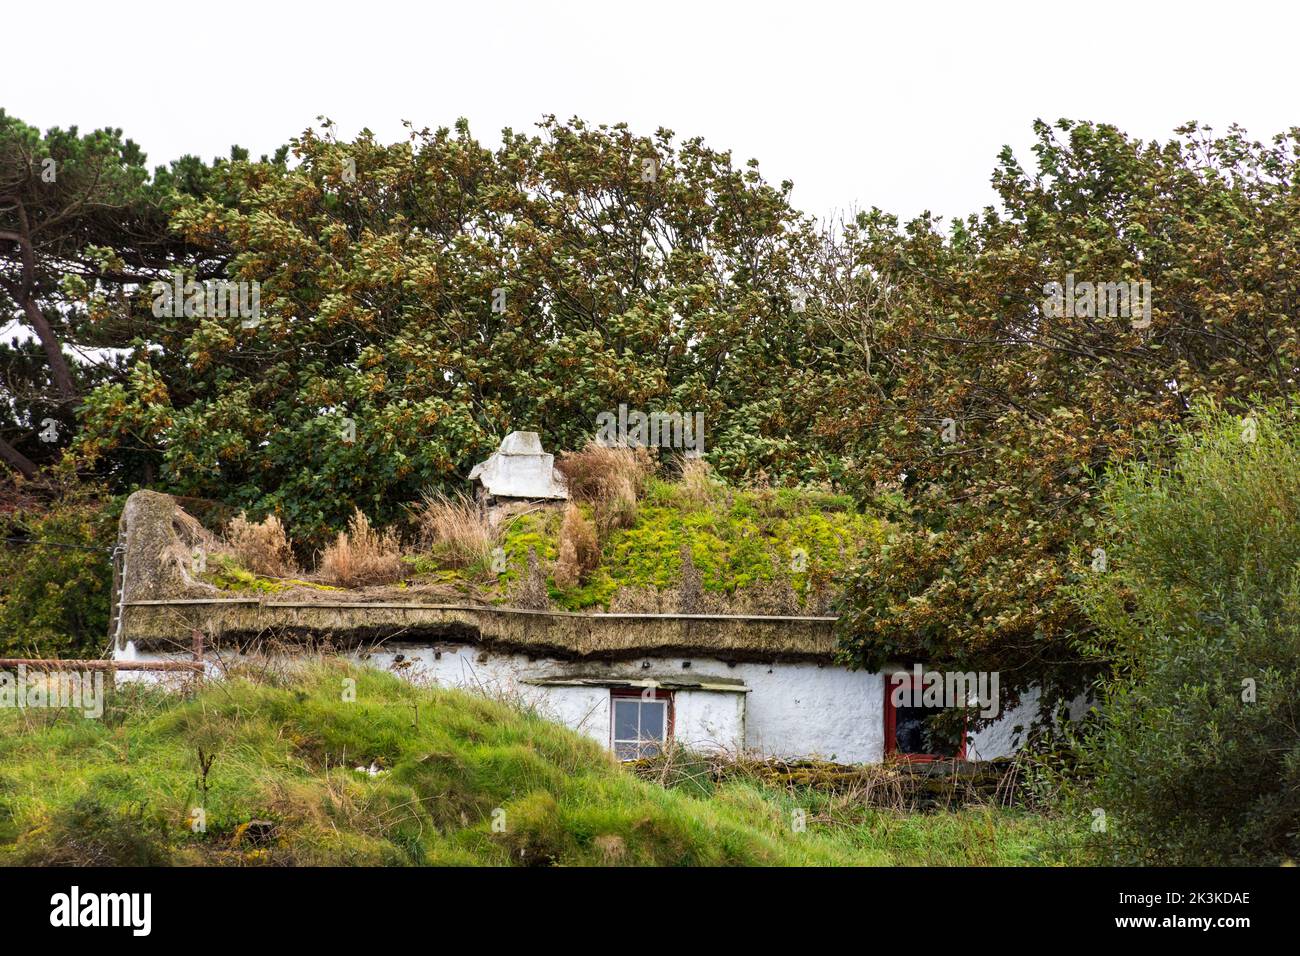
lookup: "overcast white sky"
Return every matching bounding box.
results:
[5,0,1298,224]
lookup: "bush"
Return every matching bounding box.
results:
[318,509,404,588]
[0,483,117,658]
[1077,403,1300,864]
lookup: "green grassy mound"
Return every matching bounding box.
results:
[0,662,1058,866]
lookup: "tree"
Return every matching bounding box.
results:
[79,117,838,546]
[831,120,1300,704]
[0,110,254,486]
[0,113,210,486]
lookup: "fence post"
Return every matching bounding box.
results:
[191,629,205,685]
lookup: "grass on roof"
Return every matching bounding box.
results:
[202,476,886,613]
[497,479,884,610]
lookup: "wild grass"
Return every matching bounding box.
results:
[412,491,496,569]
[226,512,299,578]
[0,661,1066,866]
[676,455,723,506]
[556,442,654,505]
[553,503,599,590]
[318,509,404,588]
[557,443,653,536]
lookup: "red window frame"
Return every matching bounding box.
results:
[610,687,674,760]
[883,672,968,762]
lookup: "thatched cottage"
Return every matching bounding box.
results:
[110,464,1039,764]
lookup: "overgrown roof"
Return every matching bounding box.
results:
[113,488,865,661]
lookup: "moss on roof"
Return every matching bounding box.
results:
[492,478,883,612]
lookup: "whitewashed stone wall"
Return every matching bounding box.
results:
[115,641,1032,764]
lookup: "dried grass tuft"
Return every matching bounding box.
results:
[413,491,496,568]
[553,503,599,589]
[513,547,551,610]
[677,455,721,506]
[318,509,404,588]
[226,512,299,578]
[557,443,653,537]
[678,544,704,613]
[166,508,224,584]
[557,442,653,502]
[171,508,213,549]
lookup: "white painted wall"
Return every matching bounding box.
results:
[733,662,884,763]
[967,689,1037,760]
[116,641,1031,764]
[343,645,876,760]
[673,688,745,752]
[527,684,610,746]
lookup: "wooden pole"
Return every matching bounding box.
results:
[191,629,205,684]
[0,659,203,672]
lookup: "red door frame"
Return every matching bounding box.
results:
[883,672,968,761]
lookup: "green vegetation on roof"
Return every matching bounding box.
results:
[202,554,341,594]
[498,479,885,611]
[196,473,884,614]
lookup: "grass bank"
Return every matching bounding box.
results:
[0,661,1069,866]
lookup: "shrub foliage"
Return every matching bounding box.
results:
[1077,404,1300,864]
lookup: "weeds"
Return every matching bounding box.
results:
[226,512,299,578]
[319,509,404,588]
[413,492,496,569]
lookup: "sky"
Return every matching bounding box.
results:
[4,0,1299,226]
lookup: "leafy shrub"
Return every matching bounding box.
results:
[1077,403,1300,864]
[0,483,117,658]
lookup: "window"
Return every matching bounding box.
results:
[611,688,672,760]
[884,673,967,761]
